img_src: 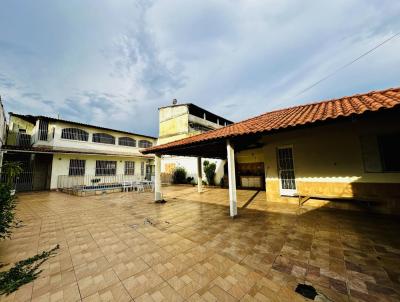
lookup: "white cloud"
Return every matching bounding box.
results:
[0,0,399,135]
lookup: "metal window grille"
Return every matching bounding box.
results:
[138,140,153,148]
[124,161,135,175]
[189,122,213,133]
[277,148,296,190]
[95,160,117,176]
[119,137,136,147]
[140,162,145,176]
[38,120,49,141]
[92,133,115,144]
[69,159,86,176]
[61,128,89,141]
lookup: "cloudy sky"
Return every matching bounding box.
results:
[1,0,399,137]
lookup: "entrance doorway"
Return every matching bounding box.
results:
[277,147,296,196]
[2,152,53,192]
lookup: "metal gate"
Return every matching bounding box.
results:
[1,160,33,192]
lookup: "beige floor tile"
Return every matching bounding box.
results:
[1,189,400,302]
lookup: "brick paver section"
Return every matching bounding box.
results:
[1,187,399,301]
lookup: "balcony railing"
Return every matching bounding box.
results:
[34,128,55,144]
[57,174,154,196]
[6,132,32,147]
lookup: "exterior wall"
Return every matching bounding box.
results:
[161,156,225,184]
[158,105,189,144]
[255,114,400,212]
[50,154,150,189]
[158,105,226,144]
[8,116,35,134]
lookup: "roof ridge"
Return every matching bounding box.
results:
[144,86,400,154]
[235,86,400,125]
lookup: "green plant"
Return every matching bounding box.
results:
[0,244,59,295]
[0,183,18,240]
[1,162,23,188]
[172,167,187,184]
[203,161,216,185]
[186,176,194,184]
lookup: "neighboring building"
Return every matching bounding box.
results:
[158,102,233,185]
[0,97,6,148]
[0,97,7,168]
[144,87,400,215]
[2,113,156,192]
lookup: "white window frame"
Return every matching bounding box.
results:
[125,161,135,175]
[276,146,297,196]
[68,159,86,176]
[95,160,117,176]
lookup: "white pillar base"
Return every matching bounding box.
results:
[197,157,203,193]
[154,154,162,202]
[226,139,237,217]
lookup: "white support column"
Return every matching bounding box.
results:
[154,153,162,202]
[197,157,203,193]
[226,139,237,217]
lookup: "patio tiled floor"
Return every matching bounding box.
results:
[1,186,400,301]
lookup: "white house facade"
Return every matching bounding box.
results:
[3,113,156,192]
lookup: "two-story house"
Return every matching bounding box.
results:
[158,102,233,184]
[2,113,156,192]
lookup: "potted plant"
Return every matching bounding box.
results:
[1,161,23,195]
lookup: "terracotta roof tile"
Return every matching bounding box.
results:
[142,87,400,154]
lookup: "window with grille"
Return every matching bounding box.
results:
[69,159,86,176]
[141,162,145,176]
[61,128,89,141]
[95,160,117,176]
[119,137,136,147]
[92,133,115,144]
[138,140,153,148]
[189,122,213,133]
[125,161,135,175]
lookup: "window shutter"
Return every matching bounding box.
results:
[360,135,382,172]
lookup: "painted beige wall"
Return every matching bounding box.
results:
[50,154,150,189]
[244,115,400,204]
[9,116,35,133]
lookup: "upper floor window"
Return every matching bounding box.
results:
[61,128,89,141]
[92,133,115,144]
[138,140,153,148]
[189,122,213,133]
[119,137,136,147]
